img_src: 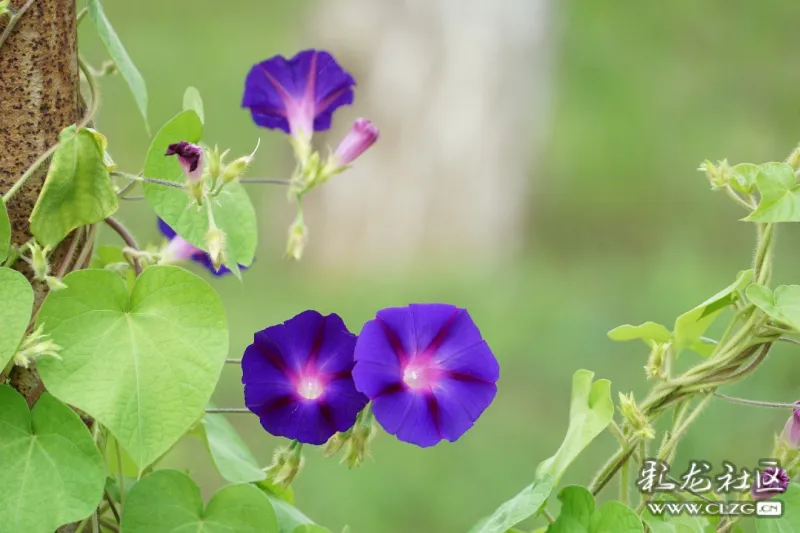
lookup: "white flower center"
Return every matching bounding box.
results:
[298,377,323,400]
[403,367,425,389]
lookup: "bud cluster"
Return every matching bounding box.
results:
[618,392,655,440]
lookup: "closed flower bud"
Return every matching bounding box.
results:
[618,392,654,440]
[342,420,377,469]
[222,139,260,185]
[751,467,790,501]
[25,241,51,281]
[45,276,68,292]
[781,401,800,449]
[788,144,800,171]
[206,146,224,180]
[644,343,669,380]
[318,119,379,184]
[14,325,61,369]
[205,227,227,271]
[697,159,730,190]
[265,444,304,488]
[323,431,349,458]
[285,216,308,261]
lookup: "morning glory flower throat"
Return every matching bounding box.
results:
[158,219,246,277]
[242,49,355,141]
[242,310,368,445]
[352,304,499,447]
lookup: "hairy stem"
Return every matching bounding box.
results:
[104,217,142,276]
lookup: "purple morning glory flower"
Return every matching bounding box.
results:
[352,304,499,447]
[241,49,355,139]
[331,118,379,168]
[782,401,800,449]
[751,467,790,500]
[165,141,203,182]
[242,310,369,445]
[158,219,246,277]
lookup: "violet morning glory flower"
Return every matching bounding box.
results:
[751,467,790,500]
[158,219,246,277]
[352,304,499,447]
[241,49,355,139]
[242,310,369,445]
[165,141,203,182]
[782,401,800,449]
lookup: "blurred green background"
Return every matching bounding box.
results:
[77,1,800,531]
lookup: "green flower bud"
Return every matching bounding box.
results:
[265,443,304,488]
[341,420,377,469]
[205,227,227,271]
[285,216,308,261]
[45,276,68,292]
[14,325,62,369]
[697,159,730,190]
[26,241,51,281]
[221,139,260,185]
[323,431,349,458]
[788,144,800,171]
[644,343,669,380]
[618,392,654,440]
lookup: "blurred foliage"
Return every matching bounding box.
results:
[75,0,800,532]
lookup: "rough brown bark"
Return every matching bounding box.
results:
[0,0,81,405]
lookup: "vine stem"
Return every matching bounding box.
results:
[206,407,250,414]
[0,0,35,50]
[104,217,142,276]
[712,392,797,409]
[225,358,242,364]
[240,178,292,185]
[2,55,99,203]
[111,171,186,190]
[657,393,713,460]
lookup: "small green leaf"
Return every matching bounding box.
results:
[546,486,642,533]
[121,470,279,533]
[183,86,205,124]
[467,476,556,533]
[199,404,266,484]
[29,126,118,247]
[756,483,800,532]
[143,110,257,268]
[672,269,753,354]
[0,267,34,369]
[291,527,330,533]
[0,200,10,262]
[607,322,671,348]
[536,370,614,483]
[87,0,149,134]
[729,163,759,194]
[747,284,800,332]
[36,266,229,469]
[0,386,105,533]
[744,162,800,222]
[257,484,328,533]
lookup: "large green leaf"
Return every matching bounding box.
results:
[29,126,117,247]
[641,511,710,533]
[728,163,759,195]
[0,200,10,262]
[672,269,753,354]
[744,162,800,222]
[607,322,671,348]
[0,386,105,533]
[747,284,800,332]
[121,470,279,533]
[536,370,614,483]
[546,486,642,533]
[468,476,556,533]
[142,110,257,268]
[0,267,33,370]
[258,484,328,533]
[183,86,205,124]
[36,266,228,469]
[757,483,800,533]
[200,405,266,484]
[87,0,149,133]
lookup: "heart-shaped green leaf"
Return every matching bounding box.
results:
[467,475,556,533]
[0,267,34,369]
[757,483,800,533]
[143,110,257,269]
[641,511,710,533]
[607,322,671,348]
[729,163,759,195]
[747,284,800,332]
[546,486,642,533]
[36,266,228,468]
[536,370,614,483]
[0,385,105,533]
[29,125,118,247]
[121,469,279,533]
[744,162,800,222]
[183,86,205,124]
[199,405,266,484]
[672,269,753,354]
[0,200,10,262]
[259,484,327,533]
[87,0,149,134]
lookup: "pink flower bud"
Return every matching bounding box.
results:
[782,401,800,449]
[166,141,203,182]
[332,118,379,167]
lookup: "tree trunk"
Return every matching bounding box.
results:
[0,0,80,404]
[301,0,554,270]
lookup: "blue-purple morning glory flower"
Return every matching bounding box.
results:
[352,304,499,448]
[242,310,369,445]
[241,49,355,139]
[158,219,246,277]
